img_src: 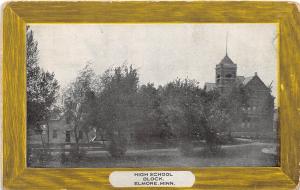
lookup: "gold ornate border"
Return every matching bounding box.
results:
[3,1,300,189]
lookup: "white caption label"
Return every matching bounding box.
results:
[109,171,195,187]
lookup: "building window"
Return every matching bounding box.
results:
[41,124,47,135]
[79,130,83,139]
[53,130,58,139]
[247,122,250,128]
[225,74,232,78]
[66,131,71,142]
[241,122,245,127]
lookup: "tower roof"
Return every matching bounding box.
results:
[219,54,235,65]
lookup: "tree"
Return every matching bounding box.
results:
[199,90,229,152]
[26,27,60,164]
[96,65,139,157]
[27,26,42,129]
[135,83,168,145]
[159,78,206,154]
[27,27,60,136]
[63,63,96,160]
[198,85,249,153]
[158,78,248,154]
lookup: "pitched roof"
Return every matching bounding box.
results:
[204,82,216,92]
[242,76,254,86]
[241,74,270,90]
[236,76,245,84]
[219,54,235,65]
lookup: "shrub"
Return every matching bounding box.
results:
[108,137,127,158]
[30,148,52,164]
[60,149,68,164]
[68,146,87,162]
[206,143,221,154]
[204,131,223,154]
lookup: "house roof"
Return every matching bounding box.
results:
[204,82,216,92]
[204,73,270,92]
[242,76,254,86]
[241,73,270,90]
[236,76,245,84]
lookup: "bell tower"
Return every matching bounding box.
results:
[215,35,237,94]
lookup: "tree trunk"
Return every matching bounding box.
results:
[40,133,45,150]
[74,125,80,153]
[47,121,50,148]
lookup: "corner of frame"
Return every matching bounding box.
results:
[3,2,26,24]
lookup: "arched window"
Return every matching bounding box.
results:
[225,74,232,78]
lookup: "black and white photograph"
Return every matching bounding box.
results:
[26,24,278,168]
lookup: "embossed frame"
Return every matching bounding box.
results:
[3,1,300,189]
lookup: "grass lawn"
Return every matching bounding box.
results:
[36,141,278,168]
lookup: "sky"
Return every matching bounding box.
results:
[29,24,278,98]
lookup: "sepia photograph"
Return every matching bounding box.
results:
[26,24,278,168]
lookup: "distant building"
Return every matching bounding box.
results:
[204,53,275,139]
[28,116,97,145]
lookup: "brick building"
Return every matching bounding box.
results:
[204,53,275,139]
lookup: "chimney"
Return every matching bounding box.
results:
[254,72,257,76]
